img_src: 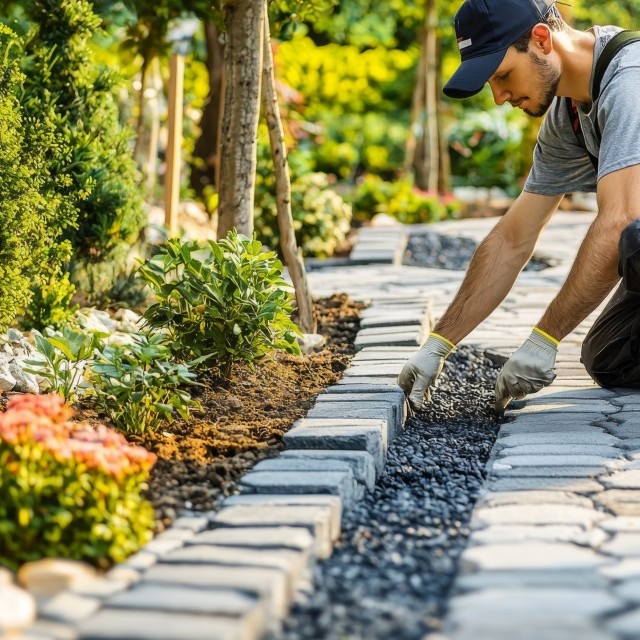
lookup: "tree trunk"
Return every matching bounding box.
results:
[408,0,442,194]
[217,0,264,238]
[133,52,149,163]
[261,3,316,334]
[436,38,451,194]
[423,0,439,193]
[190,20,225,203]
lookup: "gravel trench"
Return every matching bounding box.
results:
[274,346,504,640]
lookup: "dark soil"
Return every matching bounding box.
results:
[129,294,365,531]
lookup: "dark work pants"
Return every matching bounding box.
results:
[581,219,640,388]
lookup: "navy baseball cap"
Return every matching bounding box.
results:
[444,0,554,98]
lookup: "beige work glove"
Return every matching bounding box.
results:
[398,333,456,412]
[495,327,558,411]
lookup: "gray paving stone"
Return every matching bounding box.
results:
[605,608,640,637]
[239,470,361,508]
[498,432,621,447]
[39,592,101,623]
[344,362,406,377]
[359,311,425,328]
[487,477,604,493]
[306,401,401,439]
[142,564,289,620]
[496,444,623,458]
[598,516,640,533]
[106,584,265,623]
[283,423,386,474]
[191,526,315,557]
[333,376,399,386]
[505,400,616,415]
[613,579,640,604]
[600,558,640,579]
[472,504,606,527]
[604,423,640,439]
[477,490,594,508]
[495,454,617,468]
[491,465,604,478]
[447,587,621,622]
[221,494,341,539]
[280,450,376,490]
[461,542,609,572]
[210,504,334,558]
[448,621,617,640]
[603,470,640,489]
[77,609,255,640]
[169,516,209,533]
[469,524,607,547]
[499,417,607,436]
[454,568,611,593]
[323,382,403,394]
[20,620,78,640]
[620,438,640,451]
[600,533,640,557]
[70,577,129,600]
[354,331,421,350]
[160,545,309,592]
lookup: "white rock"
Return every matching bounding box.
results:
[8,361,40,394]
[297,333,326,354]
[0,583,36,633]
[113,308,143,333]
[0,359,16,391]
[17,559,97,604]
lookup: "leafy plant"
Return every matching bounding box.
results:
[254,170,352,258]
[90,333,202,434]
[138,232,302,377]
[24,326,107,402]
[351,174,462,224]
[0,393,156,570]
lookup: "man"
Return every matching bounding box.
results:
[398,0,640,412]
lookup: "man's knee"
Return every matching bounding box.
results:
[619,219,640,291]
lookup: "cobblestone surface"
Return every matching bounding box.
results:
[20,211,640,640]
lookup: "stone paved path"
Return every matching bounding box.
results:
[21,211,640,640]
[336,213,640,640]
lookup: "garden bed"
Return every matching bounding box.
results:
[77,293,364,532]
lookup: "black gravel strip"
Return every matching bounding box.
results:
[273,345,504,640]
[404,231,550,271]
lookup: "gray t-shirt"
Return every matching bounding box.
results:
[524,25,640,195]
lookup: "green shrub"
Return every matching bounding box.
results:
[351,175,462,224]
[90,333,202,435]
[274,36,416,178]
[0,24,59,332]
[0,393,156,570]
[447,106,529,196]
[138,232,302,377]
[254,171,352,258]
[20,0,145,308]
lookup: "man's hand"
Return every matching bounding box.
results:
[495,327,558,411]
[398,333,456,411]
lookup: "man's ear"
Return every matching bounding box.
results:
[531,23,552,53]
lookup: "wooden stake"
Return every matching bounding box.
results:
[165,52,185,237]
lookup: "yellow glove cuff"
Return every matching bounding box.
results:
[532,326,559,347]
[430,332,456,351]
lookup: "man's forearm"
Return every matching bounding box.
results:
[537,213,623,341]
[434,225,533,344]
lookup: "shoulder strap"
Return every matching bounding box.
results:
[565,29,640,171]
[593,30,640,101]
[565,96,598,171]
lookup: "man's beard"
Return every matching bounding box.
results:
[524,51,561,117]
